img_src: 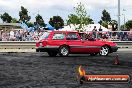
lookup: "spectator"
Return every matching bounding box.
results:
[9,30,15,41]
[2,32,7,41]
[26,32,32,41]
[98,26,102,39]
[92,26,97,38]
[0,28,131,41]
[15,30,20,41]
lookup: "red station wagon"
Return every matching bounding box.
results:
[36,31,118,56]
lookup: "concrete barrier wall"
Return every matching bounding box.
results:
[0,41,131,52]
[0,41,36,49]
[113,41,132,48]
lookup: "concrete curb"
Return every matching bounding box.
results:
[118,46,129,48]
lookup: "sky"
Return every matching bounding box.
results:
[0,0,132,24]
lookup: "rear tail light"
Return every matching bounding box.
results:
[36,40,48,47]
[40,40,48,46]
[36,42,40,47]
[42,41,47,46]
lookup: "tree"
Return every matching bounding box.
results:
[99,9,111,28]
[0,12,12,23]
[67,14,93,26]
[67,14,80,25]
[49,16,64,30]
[75,2,87,30]
[120,25,125,31]
[27,22,34,27]
[101,9,111,22]
[81,16,94,25]
[35,14,45,27]
[11,18,19,23]
[67,2,93,31]
[125,20,132,30]
[109,20,118,31]
[19,6,31,23]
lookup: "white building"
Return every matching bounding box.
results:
[85,24,109,32]
[60,24,109,32]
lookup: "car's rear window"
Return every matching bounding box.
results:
[39,32,50,40]
[52,33,65,40]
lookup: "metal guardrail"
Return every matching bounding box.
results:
[113,41,132,45]
[0,41,132,49]
[0,41,36,49]
[113,41,132,48]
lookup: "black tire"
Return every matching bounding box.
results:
[99,46,110,56]
[59,46,69,56]
[47,52,57,57]
[90,53,98,56]
[36,49,39,52]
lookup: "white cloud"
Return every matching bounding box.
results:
[0,0,132,10]
[0,0,132,23]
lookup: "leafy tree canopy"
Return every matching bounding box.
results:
[35,14,45,27]
[49,16,64,30]
[67,2,93,31]
[0,12,12,23]
[19,6,31,23]
[99,9,111,28]
[27,22,34,27]
[11,18,19,23]
[101,9,111,22]
[67,14,80,25]
[125,20,132,30]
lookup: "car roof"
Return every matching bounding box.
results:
[50,30,78,33]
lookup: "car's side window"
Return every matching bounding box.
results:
[52,33,65,40]
[66,33,79,40]
[79,33,86,40]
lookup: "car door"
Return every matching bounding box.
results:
[84,39,101,53]
[84,39,96,53]
[83,33,100,53]
[66,32,86,53]
[79,33,94,53]
[92,40,102,52]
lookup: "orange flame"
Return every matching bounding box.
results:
[78,66,86,76]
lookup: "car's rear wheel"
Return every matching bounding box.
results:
[99,46,109,56]
[48,52,57,57]
[59,46,69,56]
[36,49,39,52]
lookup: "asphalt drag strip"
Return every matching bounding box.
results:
[0,51,132,88]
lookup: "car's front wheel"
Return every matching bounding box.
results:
[99,46,109,56]
[59,46,69,56]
